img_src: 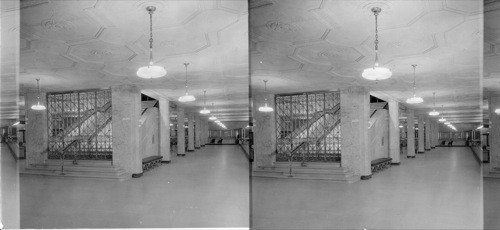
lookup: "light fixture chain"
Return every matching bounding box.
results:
[374,11,379,66]
[149,8,154,65]
[184,63,189,93]
[412,65,417,95]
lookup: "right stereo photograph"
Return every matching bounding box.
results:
[249,0,494,229]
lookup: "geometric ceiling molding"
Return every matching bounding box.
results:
[217,0,248,15]
[133,32,211,59]
[444,19,481,48]
[85,0,202,29]
[66,40,137,64]
[444,0,483,15]
[292,41,364,66]
[251,53,303,72]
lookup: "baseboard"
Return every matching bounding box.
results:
[132,173,143,178]
[406,156,416,158]
[391,162,400,165]
[161,160,171,164]
[425,148,431,151]
[195,147,200,149]
[187,150,194,152]
[417,152,425,154]
[361,174,372,180]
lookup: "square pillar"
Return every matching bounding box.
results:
[111,85,142,177]
[388,99,400,164]
[25,91,48,168]
[187,113,195,151]
[159,97,171,163]
[425,117,431,151]
[195,115,201,149]
[253,93,276,169]
[489,96,500,170]
[340,87,371,179]
[430,120,436,148]
[406,109,416,158]
[418,115,425,153]
[200,118,206,147]
[177,107,185,156]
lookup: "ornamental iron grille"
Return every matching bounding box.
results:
[275,91,341,162]
[47,89,112,160]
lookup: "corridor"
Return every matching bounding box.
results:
[252,147,483,229]
[5,144,249,229]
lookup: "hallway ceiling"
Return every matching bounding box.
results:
[484,0,500,122]
[250,0,484,127]
[16,0,249,122]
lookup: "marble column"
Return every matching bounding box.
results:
[407,109,416,158]
[187,113,195,152]
[111,85,142,177]
[177,108,185,156]
[425,117,431,151]
[200,118,206,147]
[204,119,209,145]
[253,93,276,169]
[430,120,436,148]
[489,95,500,170]
[340,86,371,179]
[195,115,201,149]
[418,115,425,153]
[433,120,439,147]
[25,91,48,168]
[159,97,171,163]
[388,99,400,165]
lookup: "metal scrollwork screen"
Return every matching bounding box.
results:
[48,89,112,160]
[276,91,341,162]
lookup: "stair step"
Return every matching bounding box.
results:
[44,160,113,167]
[253,171,359,183]
[22,170,131,181]
[273,162,341,169]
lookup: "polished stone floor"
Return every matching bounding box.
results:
[484,178,500,229]
[252,147,484,229]
[2,144,249,228]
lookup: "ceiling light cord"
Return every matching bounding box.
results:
[412,64,417,96]
[148,7,154,66]
[36,78,41,102]
[374,9,379,68]
[184,63,189,94]
[263,80,268,103]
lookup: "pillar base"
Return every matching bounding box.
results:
[187,150,195,152]
[391,162,400,165]
[360,174,372,180]
[195,147,200,149]
[161,160,171,164]
[431,147,436,149]
[201,145,205,147]
[407,156,416,158]
[177,154,183,157]
[425,148,431,151]
[132,173,143,178]
[418,151,425,154]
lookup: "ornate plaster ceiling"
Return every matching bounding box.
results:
[16,0,249,122]
[250,0,484,127]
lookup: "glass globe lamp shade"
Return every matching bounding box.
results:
[31,103,46,110]
[406,96,424,104]
[444,122,451,125]
[178,93,196,102]
[439,118,446,122]
[495,108,500,115]
[429,110,439,116]
[209,116,217,120]
[362,67,392,81]
[200,108,210,114]
[136,65,167,79]
[258,103,274,112]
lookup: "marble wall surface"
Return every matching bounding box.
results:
[25,91,48,167]
[187,113,195,151]
[369,109,390,161]
[418,115,425,153]
[489,95,500,169]
[406,109,416,157]
[425,118,431,150]
[388,99,400,163]
[253,93,276,169]
[177,108,185,156]
[195,115,201,148]
[139,107,159,159]
[340,86,370,177]
[159,97,171,162]
[111,85,142,174]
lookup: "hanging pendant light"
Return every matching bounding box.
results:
[178,63,196,102]
[31,78,46,110]
[495,82,500,115]
[438,105,446,122]
[200,90,210,114]
[429,92,440,116]
[406,64,423,104]
[362,7,392,81]
[136,6,167,79]
[258,80,274,112]
[209,103,217,120]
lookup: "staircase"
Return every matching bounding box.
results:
[22,160,131,181]
[253,162,359,183]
